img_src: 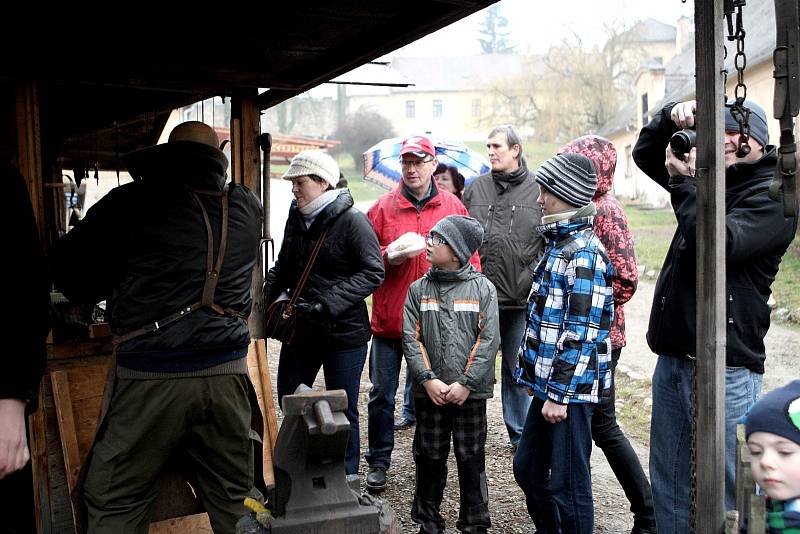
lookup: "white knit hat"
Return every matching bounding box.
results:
[282,150,340,189]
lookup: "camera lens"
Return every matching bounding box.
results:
[670,129,697,153]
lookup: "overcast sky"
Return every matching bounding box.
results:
[395,0,694,56]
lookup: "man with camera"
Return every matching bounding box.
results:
[632,99,797,532]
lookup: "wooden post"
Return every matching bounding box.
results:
[15,81,45,240]
[694,0,727,532]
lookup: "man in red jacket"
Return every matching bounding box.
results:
[365,135,480,493]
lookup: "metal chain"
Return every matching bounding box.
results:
[727,1,752,157]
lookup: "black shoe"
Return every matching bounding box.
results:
[365,466,386,493]
[631,519,657,534]
[394,417,416,431]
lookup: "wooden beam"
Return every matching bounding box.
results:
[15,81,45,241]
[694,0,727,531]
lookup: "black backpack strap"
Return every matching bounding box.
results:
[113,185,240,346]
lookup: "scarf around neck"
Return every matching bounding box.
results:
[299,189,340,227]
[492,164,528,192]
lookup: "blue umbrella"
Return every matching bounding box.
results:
[363,136,491,190]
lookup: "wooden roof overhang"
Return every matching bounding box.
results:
[2,1,496,171]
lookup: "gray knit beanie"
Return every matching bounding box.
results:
[430,215,484,266]
[725,99,769,148]
[282,150,340,189]
[535,153,597,207]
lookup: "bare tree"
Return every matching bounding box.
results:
[332,106,396,172]
[478,5,516,54]
[481,22,649,143]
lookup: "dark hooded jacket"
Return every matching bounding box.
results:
[462,165,544,309]
[561,136,638,350]
[266,189,384,347]
[633,102,797,373]
[52,143,262,373]
[3,162,50,410]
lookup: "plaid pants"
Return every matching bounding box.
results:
[412,396,490,534]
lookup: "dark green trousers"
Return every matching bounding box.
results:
[84,374,261,534]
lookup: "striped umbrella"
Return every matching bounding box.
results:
[363,136,491,190]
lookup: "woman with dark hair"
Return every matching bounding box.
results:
[265,150,384,478]
[433,164,465,200]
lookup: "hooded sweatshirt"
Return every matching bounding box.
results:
[561,136,638,351]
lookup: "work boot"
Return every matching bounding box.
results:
[365,466,387,493]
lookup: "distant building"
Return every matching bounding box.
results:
[600,0,781,205]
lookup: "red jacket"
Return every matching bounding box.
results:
[367,185,480,339]
[561,135,638,350]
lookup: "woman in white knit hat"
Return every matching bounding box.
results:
[265,150,384,479]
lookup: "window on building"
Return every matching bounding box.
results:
[472,98,481,118]
[625,145,633,178]
[406,100,415,119]
[432,99,443,118]
[641,93,649,125]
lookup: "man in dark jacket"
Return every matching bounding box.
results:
[52,121,263,534]
[633,99,797,533]
[462,125,544,450]
[0,161,50,533]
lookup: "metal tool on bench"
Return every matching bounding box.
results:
[237,384,396,534]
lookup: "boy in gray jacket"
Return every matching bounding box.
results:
[403,215,500,534]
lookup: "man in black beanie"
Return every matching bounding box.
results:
[633,98,798,533]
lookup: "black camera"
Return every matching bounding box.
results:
[669,128,696,154]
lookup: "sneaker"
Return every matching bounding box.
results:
[631,519,657,534]
[365,466,387,493]
[393,417,416,431]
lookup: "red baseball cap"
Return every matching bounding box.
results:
[399,135,435,158]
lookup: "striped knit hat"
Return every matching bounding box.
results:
[535,153,597,208]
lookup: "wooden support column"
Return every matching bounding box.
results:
[694,0,727,532]
[15,81,45,240]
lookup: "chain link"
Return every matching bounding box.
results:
[689,358,698,533]
[726,0,752,157]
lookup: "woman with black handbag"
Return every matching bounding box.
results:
[264,150,384,478]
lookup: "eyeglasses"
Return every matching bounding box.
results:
[426,234,447,247]
[400,158,433,169]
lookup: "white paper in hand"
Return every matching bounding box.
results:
[386,232,426,262]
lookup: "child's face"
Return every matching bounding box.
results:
[748,431,800,501]
[425,233,460,270]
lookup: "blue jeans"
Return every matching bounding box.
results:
[401,367,416,423]
[277,341,368,475]
[513,397,596,534]
[649,355,763,532]
[366,336,404,469]
[499,308,531,447]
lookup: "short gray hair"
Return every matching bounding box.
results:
[489,124,527,168]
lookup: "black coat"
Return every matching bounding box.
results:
[266,190,384,347]
[633,102,797,373]
[52,150,262,372]
[3,162,50,410]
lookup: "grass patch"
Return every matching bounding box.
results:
[614,372,653,446]
[772,236,800,314]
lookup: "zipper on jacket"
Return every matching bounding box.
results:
[728,293,734,324]
[660,296,666,310]
[486,205,495,236]
[508,205,516,235]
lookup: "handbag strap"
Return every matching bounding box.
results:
[289,227,330,306]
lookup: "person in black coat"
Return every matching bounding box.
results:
[632,99,797,533]
[266,150,384,477]
[0,161,50,533]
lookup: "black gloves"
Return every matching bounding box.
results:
[294,301,324,320]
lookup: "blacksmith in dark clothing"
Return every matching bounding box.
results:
[633,99,797,533]
[0,161,50,533]
[52,121,263,534]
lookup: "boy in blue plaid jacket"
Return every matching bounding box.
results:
[512,152,614,534]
